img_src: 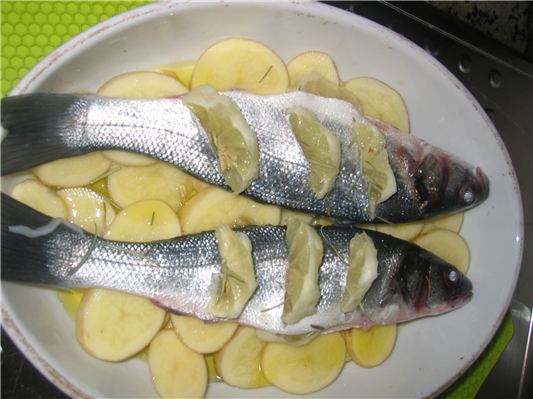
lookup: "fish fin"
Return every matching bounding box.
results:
[1,93,88,175]
[1,193,75,287]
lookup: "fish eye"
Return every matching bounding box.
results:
[460,186,474,205]
[449,270,458,282]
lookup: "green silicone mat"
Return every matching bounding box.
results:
[0,1,514,398]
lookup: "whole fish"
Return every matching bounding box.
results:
[2,194,473,335]
[0,91,489,223]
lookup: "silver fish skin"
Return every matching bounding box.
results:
[2,194,473,335]
[0,91,489,223]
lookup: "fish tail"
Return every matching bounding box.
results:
[1,93,88,175]
[1,193,71,287]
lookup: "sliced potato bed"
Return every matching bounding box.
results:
[287,50,340,85]
[57,187,116,236]
[342,77,410,133]
[149,329,208,399]
[34,152,111,188]
[261,332,346,395]
[171,315,238,354]
[96,71,189,98]
[214,326,271,389]
[9,178,68,219]
[105,199,182,242]
[106,161,195,212]
[345,324,397,368]
[77,288,166,362]
[190,37,289,95]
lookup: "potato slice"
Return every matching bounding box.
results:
[106,161,194,212]
[9,178,68,219]
[287,51,340,85]
[34,152,111,188]
[190,37,289,95]
[148,329,208,399]
[413,229,471,274]
[56,187,116,236]
[105,199,182,242]
[342,77,410,132]
[376,221,425,242]
[76,288,166,362]
[421,211,464,235]
[96,71,189,98]
[179,186,281,234]
[171,315,238,354]
[344,324,397,368]
[57,289,85,319]
[102,151,156,167]
[213,326,271,389]
[154,61,196,89]
[261,332,346,395]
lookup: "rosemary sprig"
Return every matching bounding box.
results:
[319,226,348,266]
[259,65,273,83]
[374,215,394,225]
[150,211,155,226]
[89,166,122,185]
[359,303,374,321]
[308,158,336,169]
[69,223,98,276]
[101,242,160,267]
[89,184,123,210]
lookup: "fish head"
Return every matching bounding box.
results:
[396,249,473,317]
[411,144,489,216]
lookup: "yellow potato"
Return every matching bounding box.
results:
[413,229,471,274]
[171,315,238,354]
[376,220,425,242]
[179,185,280,234]
[105,199,182,242]
[9,178,68,219]
[97,71,189,98]
[34,152,111,188]
[344,324,397,368]
[106,161,194,212]
[76,288,166,362]
[287,50,340,85]
[102,151,156,167]
[213,326,271,389]
[261,332,345,395]
[421,211,464,235]
[56,187,116,236]
[148,329,208,399]
[342,77,410,132]
[190,37,289,95]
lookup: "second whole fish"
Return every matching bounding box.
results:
[2,194,473,336]
[0,90,489,223]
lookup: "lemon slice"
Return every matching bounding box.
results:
[287,106,341,200]
[190,37,289,95]
[352,122,397,218]
[183,85,259,194]
[341,231,379,313]
[282,218,323,325]
[288,71,362,112]
[287,51,340,85]
[210,225,258,319]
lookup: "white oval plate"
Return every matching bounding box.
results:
[2,1,523,398]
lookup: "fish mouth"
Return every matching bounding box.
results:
[472,167,490,202]
[450,289,473,310]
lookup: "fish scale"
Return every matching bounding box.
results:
[1,90,489,223]
[2,194,473,335]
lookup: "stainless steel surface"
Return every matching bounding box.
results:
[325,1,532,398]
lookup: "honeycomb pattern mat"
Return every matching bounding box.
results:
[0,1,515,398]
